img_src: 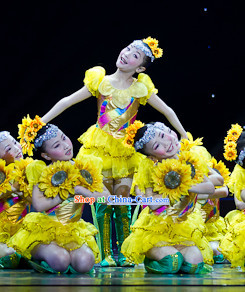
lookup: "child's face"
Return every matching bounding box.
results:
[42,130,73,162]
[0,135,23,164]
[116,44,145,72]
[144,127,180,160]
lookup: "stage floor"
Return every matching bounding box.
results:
[1,264,245,291]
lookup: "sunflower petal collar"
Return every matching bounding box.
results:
[0,131,10,143]
[131,37,163,62]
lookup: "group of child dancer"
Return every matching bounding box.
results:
[0,36,245,275]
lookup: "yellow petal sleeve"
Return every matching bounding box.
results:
[83,66,106,97]
[26,160,47,194]
[228,164,245,201]
[137,73,158,105]
[131,158,155,196]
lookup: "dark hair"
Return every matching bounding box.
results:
[141,55,152,69]
[236,131,245,166]
[33,124,52,161]
[140,42,152,69]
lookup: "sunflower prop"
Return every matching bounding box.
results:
[0,159,15,194]
[223,123,243,161]
[208,157,231,186]
[152,159,193,204]
[18,115,45,156]
[178,150,207,185]
[74,156,103,193]
[12,157,33,197]
[38,161,80,200]
[180,132,203,152]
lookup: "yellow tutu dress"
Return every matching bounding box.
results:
[7,159,100,263]
[0,159,33,244]
[0,193,30,244]
[76,66,157,179]
[121,157,213,265]
[219,164,245,268]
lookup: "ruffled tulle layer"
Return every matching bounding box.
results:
[7,212,101,263]
[0,211,23,243]
[219,210,245,268]
[205,216,227,242]
[224,209,245,230]
[77,125,144,179]
[121,207,213,265]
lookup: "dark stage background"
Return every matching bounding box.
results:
[1,1,244,217]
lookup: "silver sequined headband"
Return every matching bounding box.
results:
[0,131,10,143]
[236,126,245,166]
[34,124,59,148]
[237,147,245,167]
[131,40,154,62]
[134,122,165,151]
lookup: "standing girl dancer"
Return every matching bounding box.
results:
[218,124,245,269]
[40,37,188,266]
[121,121,215,274]
[7,116,109,273]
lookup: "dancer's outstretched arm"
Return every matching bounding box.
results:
[42,86,91,123]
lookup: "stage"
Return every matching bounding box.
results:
[1,264,245,291]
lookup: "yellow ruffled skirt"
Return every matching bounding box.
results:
[205,217,227,242]
[0,211,24,243]
[219,210,245,268]
[7,212,101,263]
[77,125,144,179]
[121,207,213,265]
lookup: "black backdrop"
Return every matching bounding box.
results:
[1,1,244,216]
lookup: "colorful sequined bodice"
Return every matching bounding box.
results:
[166,193,197,222]
[201,198,220,223]
[96,95,139,139]
[0,196,30,224]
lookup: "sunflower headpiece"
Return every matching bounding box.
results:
[18,115,58,156]
[123,121,166,151]
[223,123,243,162]
[123,120,145,148]
[131,36,163,62]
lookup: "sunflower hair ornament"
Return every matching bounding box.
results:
[131,36,163,62]
[123,120,145,148]
[18,115,46,156]
[38,161,80,200]
[152,158,193,204]
[0,159,15,195]
[223,123,243,162]
[124,121,166,151]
